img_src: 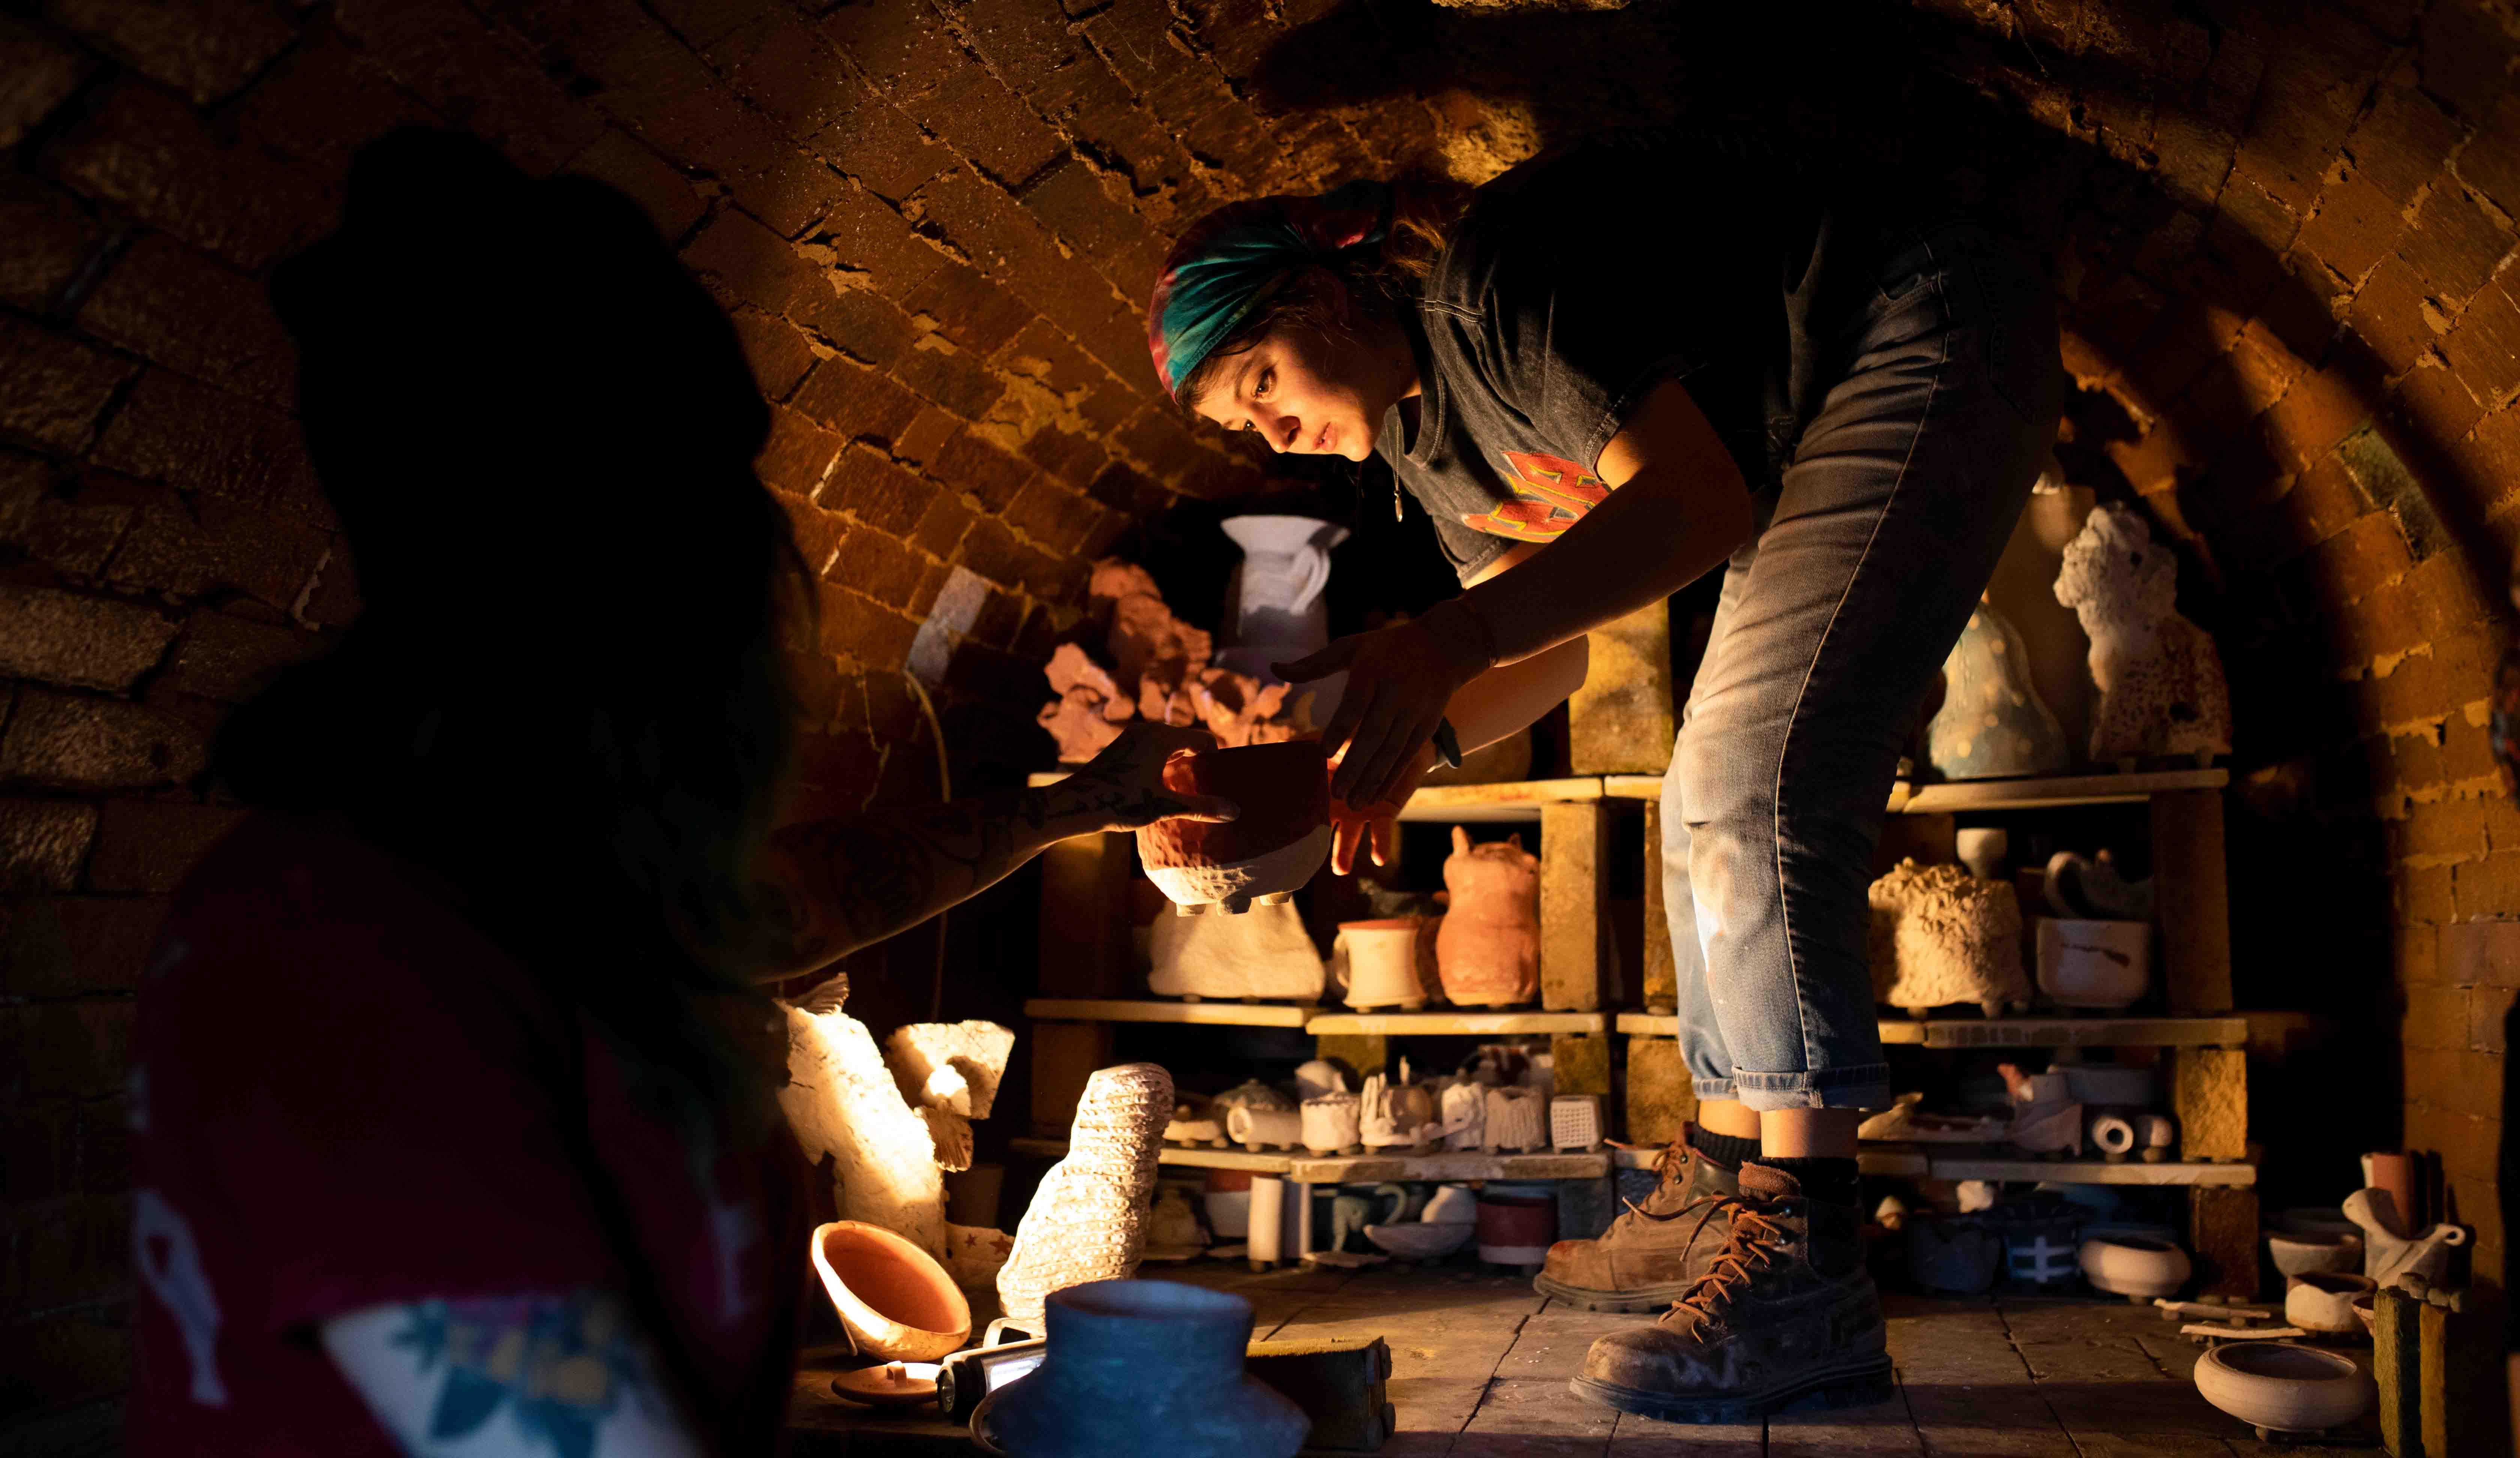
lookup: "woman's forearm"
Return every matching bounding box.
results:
[1448,637,1588,749]
[1455,469,1743,666]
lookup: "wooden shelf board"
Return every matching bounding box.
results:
[1606,768,2228,815]
[1396,777,1608,823]
[1305,1011,1608,1035]
[1620,1013,2248,1046]
[1023,998,1318,1028]
[1011,1137,1298,1174]
[1013,1139,1607,1182]
[1854,1146,2258,1185]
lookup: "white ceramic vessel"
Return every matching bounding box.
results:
[1227,1105,1304,1150]
[2265,1230,2362,1278]
[1335,919,1431,1011]
[2036,917,2152,1009]
[2078,1234,2192,1300]
[2193,1342,2372,1436]
[1299,1093,1361,1154]
[2285,1271,2377,1335]
[1364,1222,1473,1260]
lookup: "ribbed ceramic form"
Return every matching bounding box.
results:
[997,1063,1171,1322]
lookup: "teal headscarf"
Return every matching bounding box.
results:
[1144,180,1392,399]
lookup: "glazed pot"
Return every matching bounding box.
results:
[1475,1194,1556,1264]
[2078,1234,2192,1299]
[979,1279,1309,1458]
[2035,918,2151,1009]
[811,1221,974,1363]
[1137,740,1331,916]
[2285,1271,2377,1335]
[1335,919,1434,1011]
[2192,1342,2371,1436]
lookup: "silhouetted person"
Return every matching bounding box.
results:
[128,129,1223,1457]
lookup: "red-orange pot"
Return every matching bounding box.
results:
[1136,739,1331,915]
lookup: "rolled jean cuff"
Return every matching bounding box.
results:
[1731,1064,1892,1113]
[1692,1076,1738,1101]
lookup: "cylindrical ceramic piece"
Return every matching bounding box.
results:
[1203,1168,1252,1240]
[982,1280,1309,1458]
[1954,827,2010,881]
[1246,1174,1284,1263]
[1475,1194,1556,1264]
[2077,1233,2191,1299]
[1336,919,1432,1011]
[811,1221,974,1362]
[2285,1271,2378,1334]
[1229,1105,1304,1150]
[1292,1059,1348,1102]
[2035,917,2151,1009]
[2192,1342,2372,1436]
[2088,1113,2137,1158]
[1299,1094,1360,1154]
[1137,740,1332,915]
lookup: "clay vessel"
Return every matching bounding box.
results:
[1292,1059,1348,1102]
[1203,1169,1252,1239]
[1228,1105,1304,1150]
[1438,1082,1486,1150]
[1137,740,1331,915]
[811,1221,974,1362]
[1434,828,1540,1007]
[2342,1186,2469,1285]
[980,1279,1309,1458]
[1928,597,2070,780]
[2192,1342,2370,1436]
[1475,1194,1556,1264]
[1482,1086,1545,1152]
[1421,1184,1478,1226]
[1148,900,1326,1001]
[1365,1221,1472,1260]
[2285,1271,2377,1335]
[1868,860,2030,1016]
[1549,1095,1604,1150]
[2266,1231,2362,1279]
[2036,918,2151,1010]
[1335,918,1435,1011]
[1299,1092,1361,1154]
[2077,1233,2191,1300]
[1209,1079,1292,1122]
[997,1063,1170,1322]
[1217,514,1347,708]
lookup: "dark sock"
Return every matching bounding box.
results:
[1687,1126,1760,1170]
[1749,1155,1862,1208]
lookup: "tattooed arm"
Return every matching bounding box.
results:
[324,1293,703,1458]
[739,722,1234,979]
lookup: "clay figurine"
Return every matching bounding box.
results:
[1148,899,1327,1002]
[2052,503,2232,764]
[1434,828,1541,1008]
[1439,1081,1487,1151]
[1360,1072,1440,1148]
[1928,597,2070,779]
[1163,1093,1224,1147]
[2342,1186,2469,1286]
[1867,858,2031,1017]
[997,1063,1171,1322]
[1138,740,1332,915]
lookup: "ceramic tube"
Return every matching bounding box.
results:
[2089,1113,2137,1156]
[1247,1174,1284,1263]
[1229,1106,1302,1149]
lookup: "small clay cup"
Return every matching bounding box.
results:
[1137,740,1331,915]
[812,1221,973,1362]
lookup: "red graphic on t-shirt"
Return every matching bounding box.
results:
[1460,450,1609,541]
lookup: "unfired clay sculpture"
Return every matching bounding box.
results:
[883,1020,1015,1177]
[1483,1086,1546,1153]
[1229,1104,1304,1151]
[1293,1059,1348,1102]
[2342,1186,2469,1286]
[1216,514,1347,702]
[1300,1092,1362,1154]
[780,993,946,1256]
[1148,900,1327,1002]
[1550,1095,1604,1150]
[1335,918,1437,1010]
[1928,597,2070,779]
[2078,1233,2191,1300]
[1144,1185,1208,1261]
[2285,1272,2376,1335]
[1164,1093,1224,1147]
[1867,858,2031,1017]
[997,1063,1171,1322]
[2036,918,2152,1010]
[1137,740,1331,915]
[1440,1081,1487,1151]
[2053,503,2232,764]
[2192,1342,2370,1439]
[1359,1072,1440,1148]
[1435,828,1542,1008]
[1209,1078,1293,1121]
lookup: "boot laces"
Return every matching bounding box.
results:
[1607,1140,1713,1231]
[1667,1197,1790,1324]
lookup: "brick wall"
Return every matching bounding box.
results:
[0,0,1433,1432]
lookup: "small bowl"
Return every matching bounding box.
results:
[812,1221,973,1362]
[1365,1222,1473,1260]
[2079,1233,2192,1299]
[2285,1271,2378,1335]
[2193,1342,2371,1435]
[2266,1230,2362,1278]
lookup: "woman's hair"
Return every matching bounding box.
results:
[219,129,802,1131]
[1173,173,1473,413]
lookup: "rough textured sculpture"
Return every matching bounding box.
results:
[1038,557,1312,762]
[998,1063,1172,1321]
[1928,598,2070,779]
[1867,859,2031,1017]
[1482,1086,1545,1152]
[1148,899,1327,1000]
[2053,504,2232,764]
[780,995,945,1256]
[885,1021,1016,1119]
[1137,740,1332,915]
[1435,828,1542,1007]
[1300,1092,1362,1153]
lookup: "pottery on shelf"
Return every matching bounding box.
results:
[1299,1092,1362,1154]
[997,1063,1171,1322]
[1293,1059,1349,1102]
[1209,1079,1293,1122]
[2036,917,2151,1010]
[1549,1095,1604,1151]
[1954,827,2009,881]
[2266,1231,2363,1279]
[978,1280,1309,1458]
[1928,597,2070,780]
[1359,1072,1439,1148]
[2044,850,2156,922]
[1203,1169,1253,1239]
[1421,1184,1478,1226]
[1482,1086,1545,1152]
[2054,503,2232,764]
[1334,918,1437,1011]
[1364,1221,1473,1260]
[2192,1342,2371,1437]
[2286,1271,2377,1335]
[1148,899,1327,1002]
[2078,1233,2192,1300]
[811,1221,974,1362]
[1439,1081,1487,1151]
[2342,1186,2469,1286]
[1474,1193,1556,1264]
[1868,859,2031,1017]
[1144,1185,1208,1262]
[2001,1065,2085,1157]
[1434,828,1541,1008]
[1218,514,1349,705]
[1228,1104,1305,1151]
[1991,1202,2084,1288]
[1906,1216,2004,1295]
[2087,1112,2138,1160]
[1137,740,1332,916]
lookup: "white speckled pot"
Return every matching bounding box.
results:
[2193,1342,2370,1436]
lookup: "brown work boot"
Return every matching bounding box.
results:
[1533,1128,1742,1312]
[1571,1162,1892,1424]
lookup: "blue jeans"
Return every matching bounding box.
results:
[1662,223,2064,1112]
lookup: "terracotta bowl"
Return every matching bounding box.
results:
[811,1220,972,1363]
[2193,1342,2371,1435]
[1137,740,1331,915]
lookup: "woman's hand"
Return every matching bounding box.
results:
[1326,742,1437,875]
[1046,723,1239,834]
[1278,599,1492,806]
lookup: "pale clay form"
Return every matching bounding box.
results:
[780,999,945,1257]
[2265,1231,2363,1278]
[884,1020,1015,1120]
[2053,503,2233,763]
[2192,1342,2371,1436]
[2088,1112,2138,1159]
[1216,514,1347,699]
[2036,917,2152,1010]
[2342,1186,2469,1286]
[1148,899,1326,1002]
[1293,1059,1349,1102]
[1299,1092,1362,1153]
[2043,850,2156,922]
[1550,1095,1604,1150]
[1142,828,1332,918]
[1868,859,2031,1016]
[2078,1234,2192,1299]
[997,1063,1171,1322]
[1145,1185,1207,1258]
[1209,1078,1293,1122]
[1954,826,2009,881]
[1482,1086,1546,1152]
[1928,597,2071,780]
[1360,1073,1441,1148]
[1435,828,1541,1008]
[1229,1104,1305,1150]
[811,1220,973,1362]
[1422,1184,1479,1226]
[2284,1272,2377,1334]
[1335,919,1437,1011]
[1440,1082,1488,1151]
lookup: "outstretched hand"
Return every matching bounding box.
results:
[1052,722,1239,832]
[1326,743,1437,875]
[1278,600,1491,806]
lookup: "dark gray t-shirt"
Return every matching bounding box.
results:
[1377,129,1890,583]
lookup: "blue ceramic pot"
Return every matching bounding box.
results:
[980,1280,1309,1458]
